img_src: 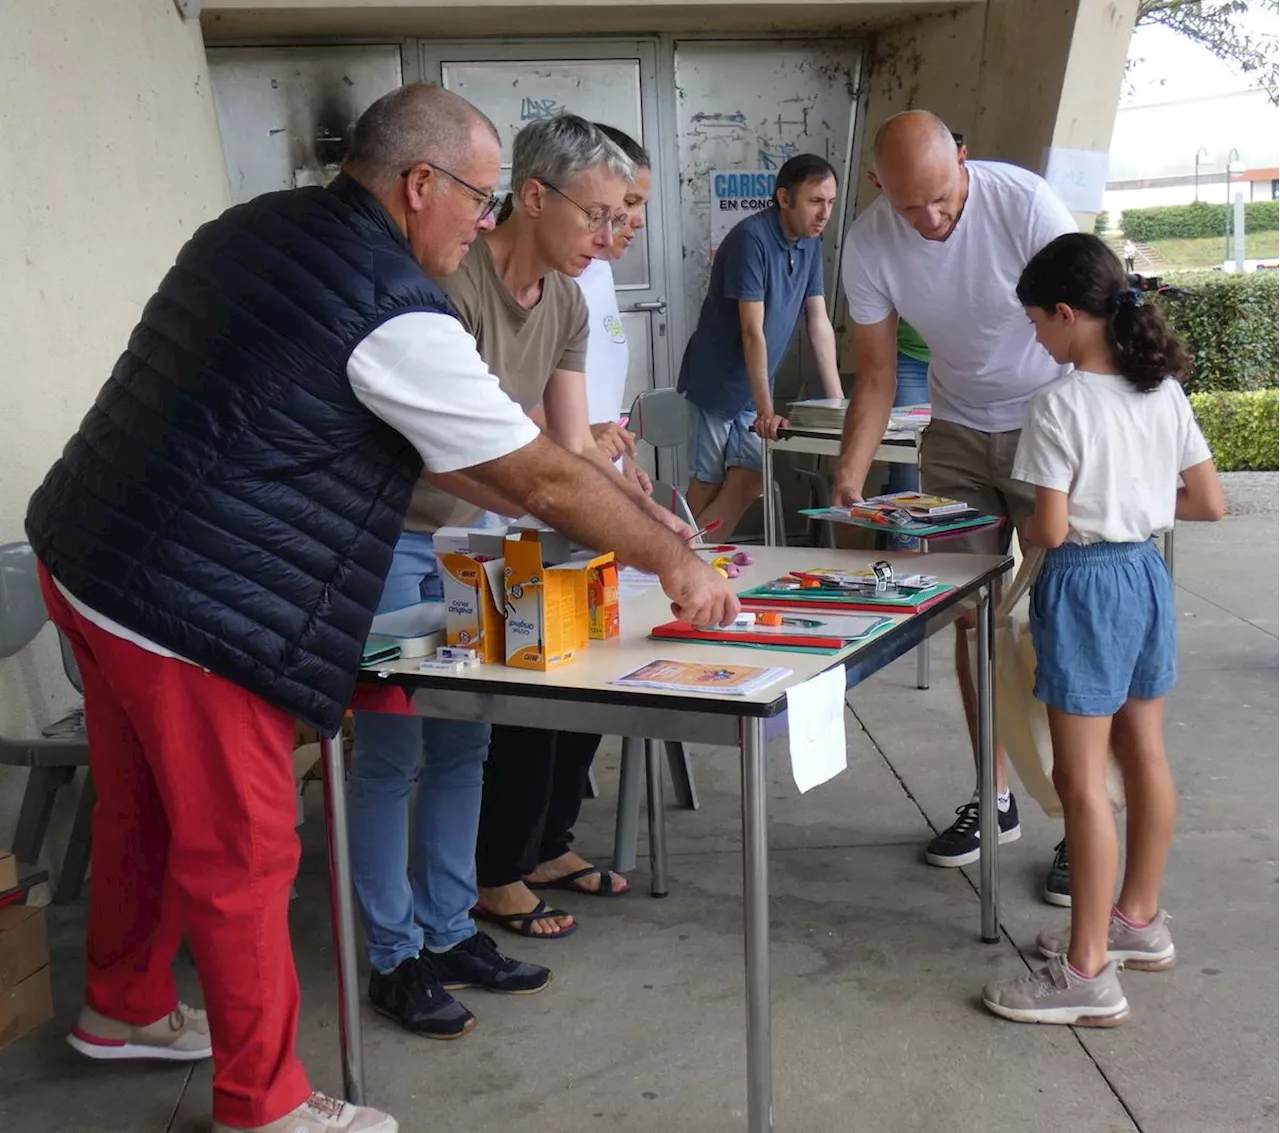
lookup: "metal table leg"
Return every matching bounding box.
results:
[741,717,773,1133]
[975,585,999,944]
[613,736,644,873]
[762,439,778,546]
[1162,527,1175,580]
[644,739,669,897]
[664,740,699,810]
[915,536,931,690]
[321,731,365,1104]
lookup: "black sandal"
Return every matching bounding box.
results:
[473,899,579,939]
[527,865,630,897]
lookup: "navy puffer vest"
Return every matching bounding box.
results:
[27,174,456,732]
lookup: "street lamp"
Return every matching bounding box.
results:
[1194,146,1210,202]
[1225,149,1245,265]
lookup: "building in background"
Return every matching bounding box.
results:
[1103,87,1280,218]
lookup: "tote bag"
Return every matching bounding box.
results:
[967,546,1126,819]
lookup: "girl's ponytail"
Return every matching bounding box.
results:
[1017,233,1187,394]
[1107,288,1186,393]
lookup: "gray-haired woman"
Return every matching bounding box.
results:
[348,113,691,1043]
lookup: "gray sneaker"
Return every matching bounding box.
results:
[1038,909,1175,972]
[983,955,1129,1027]
[212,1092,398,1133]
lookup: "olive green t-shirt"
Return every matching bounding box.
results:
[405,237,590,534]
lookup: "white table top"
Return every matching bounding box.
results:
[362,546,1008,717]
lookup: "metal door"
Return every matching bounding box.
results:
[207,45,403,202]
[671,39,863,404]
[420,39,674,479]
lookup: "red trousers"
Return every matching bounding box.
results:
[40,566,312,1128]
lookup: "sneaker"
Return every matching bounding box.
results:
[433,931,552,995]
[1043,839,1071,907]
[924,796,1021,867]
[368,953,476,1039]
[983,954,1129,1027]
[212,1091,397,1132]
[67,1002,211,1061]
[1038,908,1176,972]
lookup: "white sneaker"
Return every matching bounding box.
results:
[67,1002,211,1061]
[212,1092,398,1133]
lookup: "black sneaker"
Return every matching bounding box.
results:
[433,931,552,995]
[924,795,1021,867]
[1043,839,1071,907]
[368,953,476,1039]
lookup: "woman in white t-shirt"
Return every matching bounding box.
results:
[983,233,1225,1029]
[573,124,654,493]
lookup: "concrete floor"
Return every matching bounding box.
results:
[1,478,1276,1133]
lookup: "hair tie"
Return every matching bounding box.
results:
[1114,287,1145,311]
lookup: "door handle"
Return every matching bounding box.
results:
[626,297,667,312]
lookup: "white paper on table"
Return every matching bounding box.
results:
[784,666,848,793]
[618,566,662,598]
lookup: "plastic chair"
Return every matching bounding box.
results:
[0,542,95,903]
[626,388,695,529]
[611,391,700,880]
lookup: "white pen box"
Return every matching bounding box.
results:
[366,602,447,658]
[431,527,479,555]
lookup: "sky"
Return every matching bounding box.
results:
[1123,3,1277,105]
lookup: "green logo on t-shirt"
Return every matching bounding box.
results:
[603,314,626,344]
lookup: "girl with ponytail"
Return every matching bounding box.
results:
[983,232,1225,1029]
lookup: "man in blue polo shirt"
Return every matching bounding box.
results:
[678,153,844,534]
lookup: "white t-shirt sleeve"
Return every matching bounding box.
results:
[1011,396,1076,492]
[347,311,540,474]
[1026,180,1078,258]
[1174,386,1214,471]
[841,226,894,325]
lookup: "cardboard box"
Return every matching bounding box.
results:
[0,906,48,991]
[0,853,17,895]
[0,904,51,1048]
[504,531,614,670]
[440,552,507,663]
[587,560,620,641]
[0,965,53,1047]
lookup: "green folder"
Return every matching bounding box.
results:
[798,507,1002,538]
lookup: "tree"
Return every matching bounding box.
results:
[1135,0,1279,104]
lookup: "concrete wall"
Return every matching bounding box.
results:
[0,0,230,859]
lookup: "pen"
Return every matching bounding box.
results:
[687,519,723,543]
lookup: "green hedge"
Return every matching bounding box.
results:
[1189,389,1279,472]
[1156,271,1279,393]
[1122,200,1279,242]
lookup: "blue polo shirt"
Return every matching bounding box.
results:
[678,206,825,418]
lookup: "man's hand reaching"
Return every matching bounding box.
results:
[661,555,740,627]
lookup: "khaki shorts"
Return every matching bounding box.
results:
[919,418,1034,555]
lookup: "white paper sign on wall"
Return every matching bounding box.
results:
[710,170,778,257]
[1041,147,1111,214]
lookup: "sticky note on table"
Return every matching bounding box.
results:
[784,666,848,793]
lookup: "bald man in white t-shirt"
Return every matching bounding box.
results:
[835,111,1076,900]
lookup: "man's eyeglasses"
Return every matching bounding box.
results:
[536,178,628,234]
[401,161,501,222]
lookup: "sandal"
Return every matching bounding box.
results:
[527,865,630,898]
[473,899,579,939]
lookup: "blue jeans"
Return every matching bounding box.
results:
[347,531,491,970]
[887,354,931,549]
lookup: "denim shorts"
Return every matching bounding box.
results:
[687,402,764,484]
[1029,540,1176,716]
